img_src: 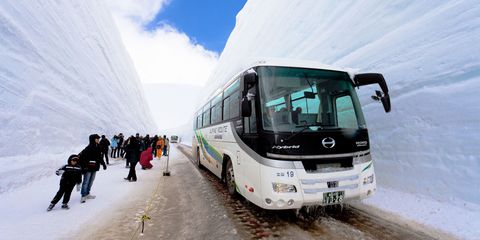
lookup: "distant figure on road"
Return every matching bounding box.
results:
[47,154,82,211]
[79,134,107,203]
[140,146,153,170]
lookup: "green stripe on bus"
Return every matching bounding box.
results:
[362,162,372,172]
[197,131,223,163]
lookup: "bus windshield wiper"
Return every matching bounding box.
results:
[284,124,323,142]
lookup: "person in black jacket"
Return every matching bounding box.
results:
[124,136,141,182]
[47,155,82,211]
[99,135,111,164]
[151,135,158,158]
[78,134,107,203]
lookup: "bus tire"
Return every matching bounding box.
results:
[196,147,203,169]
[225,158,237,196]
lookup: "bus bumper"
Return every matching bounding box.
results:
[257,161,376,210]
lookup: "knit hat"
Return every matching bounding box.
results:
[68,154,80,164]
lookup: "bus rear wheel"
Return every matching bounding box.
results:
[225,159,237,196]
[196,148,203,169]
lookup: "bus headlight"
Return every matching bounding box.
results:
[363,174,374,185]
[353,155,372,165]
[272,183,297,193]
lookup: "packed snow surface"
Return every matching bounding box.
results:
[0,0,157,193]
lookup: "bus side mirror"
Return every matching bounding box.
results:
[243,72,258,87]
[354,73,391,113]
[242,72,258,96]
[241,97,252,117]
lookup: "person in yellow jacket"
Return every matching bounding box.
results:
[156,137,165,159]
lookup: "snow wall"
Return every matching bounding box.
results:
[0,0,157,192]
[202,0,480,206]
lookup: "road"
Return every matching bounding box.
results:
[82,144,454,240]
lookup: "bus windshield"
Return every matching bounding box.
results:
[257,66,367,133]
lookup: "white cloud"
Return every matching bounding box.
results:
[104,0,168,23]
[106,0,218,86]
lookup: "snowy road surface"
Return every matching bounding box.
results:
[74,145,454,240]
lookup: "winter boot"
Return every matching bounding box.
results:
[86,194,96,199]
[81,196,86,203]
[61,204,69,210]
[47,203,55,211]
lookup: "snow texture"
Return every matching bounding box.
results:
[0,0,157,193]
[197,0,480,239]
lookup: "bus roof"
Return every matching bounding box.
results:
[243,58,356,78]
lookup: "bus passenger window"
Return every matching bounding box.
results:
[230,91,240,118]
[223,97,230,120]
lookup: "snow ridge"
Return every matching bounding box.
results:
[0,0,157,192]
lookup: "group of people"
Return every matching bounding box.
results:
[47,133,171,211]
[121,133,170,182]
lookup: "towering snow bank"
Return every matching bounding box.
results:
[0,0,156,192]
[207,0,480,206]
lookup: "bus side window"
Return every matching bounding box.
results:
[223,79,240,121]
[223,97,230,120]
[245,101,257,133]
[203,109,210,127]
[230,91,240,118]
[211,93,223,124]
[197,114,203,129]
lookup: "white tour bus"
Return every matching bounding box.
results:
[192,59,391,210]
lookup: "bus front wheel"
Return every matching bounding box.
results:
[225,159,237,196]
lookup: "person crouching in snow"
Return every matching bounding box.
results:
[47,155,82,211]
[140,146,153,170]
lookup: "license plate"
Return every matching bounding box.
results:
[323,191,345,205]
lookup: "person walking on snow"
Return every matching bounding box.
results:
[79,134,107,203]
[140,146,153,169]
[124,136,141,181]
[47,155,82,211]
[99,135,110,164]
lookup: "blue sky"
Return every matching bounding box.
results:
[146,0,247,53]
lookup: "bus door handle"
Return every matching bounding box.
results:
[236,151,240,165]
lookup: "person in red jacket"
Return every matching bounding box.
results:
[140,146,153,170]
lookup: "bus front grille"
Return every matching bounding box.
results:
[302,157,353,173]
